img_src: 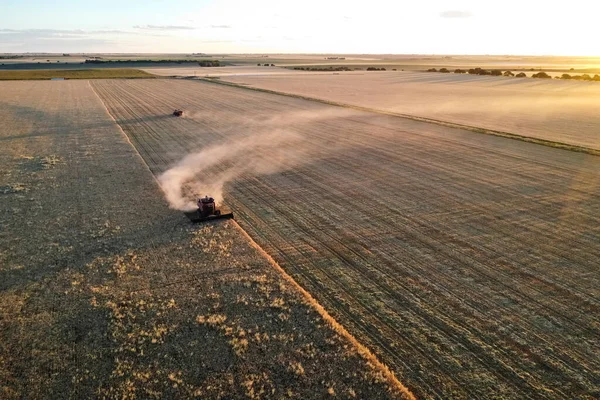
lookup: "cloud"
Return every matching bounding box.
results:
[210,25,232,29]
[0,28,128,36]
[0,29,129,52]
[440,10,472,18]
[133,25,195,31]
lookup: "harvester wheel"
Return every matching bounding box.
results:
[215,210,221,216]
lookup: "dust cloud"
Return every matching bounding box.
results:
[158,109,353,211]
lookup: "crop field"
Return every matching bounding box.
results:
[0,80,410,399]
[0,68,155,80]
[219,70,600,151]
[144,65,302,78]
[90,78,600,399]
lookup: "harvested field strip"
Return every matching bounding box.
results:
[203,77,600,156]
[91,79,600,399]
[233,220,415,399]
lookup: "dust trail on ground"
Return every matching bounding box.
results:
[158,109,354,211]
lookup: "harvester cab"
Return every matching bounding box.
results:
[184,196,234,223]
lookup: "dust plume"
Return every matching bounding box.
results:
[158,109,353,211]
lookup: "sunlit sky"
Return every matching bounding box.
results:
[1,0,599,55]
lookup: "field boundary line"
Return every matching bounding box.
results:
[89,79,414,399]
[195,77,600,157]
[232,220,416,400]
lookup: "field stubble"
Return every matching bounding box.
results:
[91,78,600,399]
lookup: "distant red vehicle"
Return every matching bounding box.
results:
[173,109,183,117]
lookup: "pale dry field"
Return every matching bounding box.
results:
[220,70,600,150]
[144,65,304,78]
[0,80,409,399]
[91,78,600,400]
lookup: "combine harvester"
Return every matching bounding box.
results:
[184,196,234,223]
[173,109,184,117]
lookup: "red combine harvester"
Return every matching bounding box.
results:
[173,109,183,117]
[184,196,234,223]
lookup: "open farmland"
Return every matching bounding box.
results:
[0,68,155,80]
[91,78,600,399]
[219,70,600,151]
[0,80,411,399]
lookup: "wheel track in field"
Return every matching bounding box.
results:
[90,79,600,400]
[306,142,600,316]
[232,180,542,399]
[285,160,600,364]
[226,136,597,397]
[231,170,595,398]
[230,180,460,399]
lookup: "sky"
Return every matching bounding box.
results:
[1,0,599,55]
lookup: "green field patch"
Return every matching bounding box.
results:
[0,68,155,80]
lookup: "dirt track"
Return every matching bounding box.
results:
[91,78,600,400]
[0,80,409,399]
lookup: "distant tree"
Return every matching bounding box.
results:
[594,74,600,81]
[392,68,397,71]
[516,72,527,77]
[257,63,261,66]
[467,67,490,75]
[490,69,502,76]
[454,69,466,73]
[503,71,514,77]
[427,68,437,72]
[532,72,551,79]
[270,63,275,66]
[581,74,592,81]
[439,68,450,73]
[561,73,572,79]
[198,60,220,67]
[570,67,575,71]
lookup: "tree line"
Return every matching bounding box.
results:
[426,67,600,81]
